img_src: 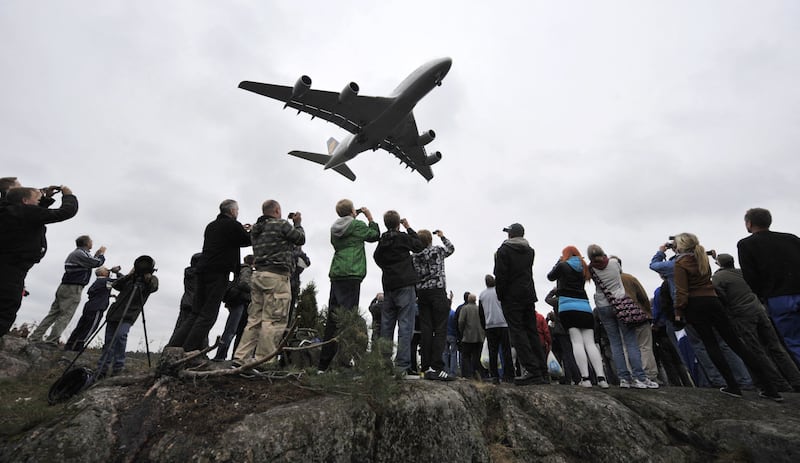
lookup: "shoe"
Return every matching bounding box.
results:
[719,386,743,398]
[434,370,457,382]
[759,391,784,403]
[401,370,420,380]
[316,370,325,375]
[489,377,500,385]
[597,377,610,389]
[619,379,632,389]
[642,378,660,389]
[632,379,649,389]
[578,380,592,388]
[514,373,547,386]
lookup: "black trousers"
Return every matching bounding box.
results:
[65,310,104,351]
[0,261,33,337]
[417,287,449,371]
[168,271,229,351]
[732,307,800,390]
[318,279,361,371]
[686,296,779,395]
[502,301,547,378]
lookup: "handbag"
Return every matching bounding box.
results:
[590,269,650,327]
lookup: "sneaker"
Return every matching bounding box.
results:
[642,378,660,389]
[578,380,592,388]
[619,379,632,389]
[401,370,420,380]
[759,391,784,403]
[598,379,610,389]
[431,369,456,382]
[719,386,743,398]
[632,379,649,389]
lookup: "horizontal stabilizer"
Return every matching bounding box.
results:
[288,151,356,181]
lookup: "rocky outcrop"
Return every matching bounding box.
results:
[3,375,799,463]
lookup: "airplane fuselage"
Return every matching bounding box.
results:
[324,57,452,169]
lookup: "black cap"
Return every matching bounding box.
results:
[503,223,525,237]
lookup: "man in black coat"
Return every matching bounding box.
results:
[0,186,78,337]
[168,199,251,352]
[737,207,800,366]
[493,223,548,385]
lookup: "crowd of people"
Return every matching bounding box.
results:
[3,175,799,403]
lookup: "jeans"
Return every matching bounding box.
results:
[380,285,416,371]
[97,321,131,374]
[596,305,646,382]
[214,303,246,360]
[318,279,362,370]
[442,334,460,376]
[485,326,514,380]
[684,324,752,387]
[767,294,800,366]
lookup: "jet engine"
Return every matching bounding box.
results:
[291,75,312,99]
[425,151,442,165]
[338,82,359,104]
[417,130,436,146]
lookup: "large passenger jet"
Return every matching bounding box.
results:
[239,57,452,181]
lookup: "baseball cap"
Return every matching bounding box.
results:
[502,223,525,237]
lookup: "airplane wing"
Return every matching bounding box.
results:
[380,112,435,181]
[239,81,393,135]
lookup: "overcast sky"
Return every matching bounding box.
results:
[3,1,799,351]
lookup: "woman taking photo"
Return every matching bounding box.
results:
[587,244,657,389]
[547,246,608,388]
[673,233,783,401]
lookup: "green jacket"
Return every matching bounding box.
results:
[329,216,380,281]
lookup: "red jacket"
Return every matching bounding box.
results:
[536,311,551,353]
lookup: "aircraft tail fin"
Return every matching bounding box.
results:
[326,137,339,155]
[288,150,356,181]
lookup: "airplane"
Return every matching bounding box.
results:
[239,57,452,181]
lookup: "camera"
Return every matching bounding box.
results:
[665,236,676,250]
[706,250,715,256]
[355,208,363,215]
[288,212,295,219]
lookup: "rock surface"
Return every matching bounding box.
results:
[2,337,799,462]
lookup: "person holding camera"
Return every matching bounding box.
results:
[168,199,251,353]
[317,199,380,373]
[31,234,107,344]
[96,256,159,377]
[63,265,122,352]
[232,200,304,371]
[0,185,78,338]
[673,232,783,401]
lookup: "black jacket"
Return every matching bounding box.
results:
[373,228,424,291]
[0,194,78,265]
[494,237,538,305]
[197,214,251,275]
[106,273,159,324]
[546,261,589,300]
[737,230,800,299]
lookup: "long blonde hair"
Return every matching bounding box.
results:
[674,232,711,278]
